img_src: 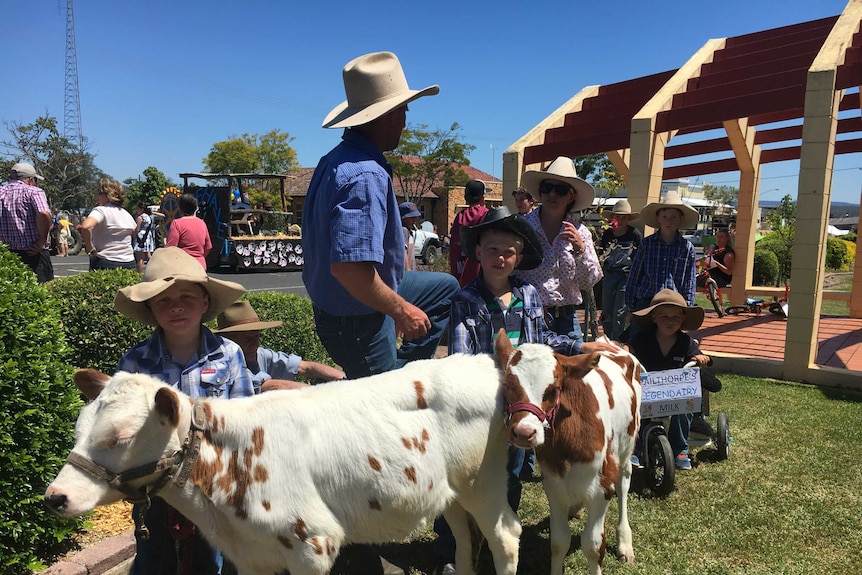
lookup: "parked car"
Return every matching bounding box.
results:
[412,221,442,265]
[683,229,711,246]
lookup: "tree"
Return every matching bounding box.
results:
[202,130,298,203]
[574,154,623,213]
[763,194,796,283]
[703,183,738,210]
[123,167,177,209]
[385,123,476,204]
[1,115,104,211]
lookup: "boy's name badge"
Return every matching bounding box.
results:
[639,367,702,418]
[200,368,216,375]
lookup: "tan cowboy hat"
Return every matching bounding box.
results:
[322,51,440,129]
[114,247,246,326]
[639,190,700,230]
[214,301,283,333]
[460,206,544,270]
[519,156,595,212]
[601,199,640,220]
[632,289,704,331]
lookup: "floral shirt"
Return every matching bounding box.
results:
[513,209,603,307]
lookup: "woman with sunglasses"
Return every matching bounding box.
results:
[514,156,614,354]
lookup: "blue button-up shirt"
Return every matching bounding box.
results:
[625,232,697,310]
[117,326,254,399]
[302,129,404,316]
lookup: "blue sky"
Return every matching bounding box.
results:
[4,0,860,203]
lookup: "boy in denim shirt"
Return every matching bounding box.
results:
[114,246,253,575]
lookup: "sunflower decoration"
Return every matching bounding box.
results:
[159,187,182,227]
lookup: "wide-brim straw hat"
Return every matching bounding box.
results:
[519,156,595,212]
[114,247,246,326]
[214,301,283,333]
[602,199,640,220]
[460,206,544,271]
[632,288,704,331]
[639,190,700,230]
[323,51,439,129]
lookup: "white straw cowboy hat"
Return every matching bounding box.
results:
[519,156,595,212]
[322,51,440,129]
[632,289,704,331]
[214,301,283,333]
[639,190,700,230]
[114,247,246,326]
[602,199,640,220]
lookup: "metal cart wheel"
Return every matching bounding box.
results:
[646,432,675,496]
[716,412,730,461]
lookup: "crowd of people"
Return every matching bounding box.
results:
[1,50,731,575]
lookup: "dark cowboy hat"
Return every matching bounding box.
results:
[460,206,543,270]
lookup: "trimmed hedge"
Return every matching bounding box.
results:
[752,248,780,286]
[756,233,792,282]
[45,269,153,375]
[0,246,82,573]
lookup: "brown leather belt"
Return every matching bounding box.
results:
[544,304,577,319]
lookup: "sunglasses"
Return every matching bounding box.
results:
[539,182,573,196]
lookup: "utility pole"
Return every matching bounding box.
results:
[64,0,83,151]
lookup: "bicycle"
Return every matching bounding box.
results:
[696,258,724,317]
[767,282,790,317]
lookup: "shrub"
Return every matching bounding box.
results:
[215,292,336,379]
[0,246,83,573]
[843,239,856,271]
[756,232,792,281]
[826,236,849,270]
[752,247,780,286]
[45,269,153,374]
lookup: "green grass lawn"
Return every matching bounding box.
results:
[382,374,862,575]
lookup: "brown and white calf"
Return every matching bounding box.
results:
[45,354,522,575]
[495,336,642,575]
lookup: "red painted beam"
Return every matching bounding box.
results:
[754,125,803,145]
[721,16,837,50]
[657,86,805,132]
[664,137,731,160]
[674,69,808,109]
[696,55,815,89]
[662,158,740,179]
[761,146,800,163]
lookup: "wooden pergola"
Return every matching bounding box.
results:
[503,0,862,389]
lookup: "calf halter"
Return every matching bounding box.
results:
[63,401,207,540]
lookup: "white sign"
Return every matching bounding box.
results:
[640,367,702,418]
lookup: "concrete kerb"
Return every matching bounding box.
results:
[42,531,134,575]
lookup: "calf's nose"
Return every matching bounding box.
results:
[43,493,68,514]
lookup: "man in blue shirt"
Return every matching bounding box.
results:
[303,51,459,381]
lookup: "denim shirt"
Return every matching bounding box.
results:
[117,325,254,399]
[448,275,579,357]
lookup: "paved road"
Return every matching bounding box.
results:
[51,255,309,298]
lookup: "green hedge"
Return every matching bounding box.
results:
[0,246,83,573]
[752,247,780,286]
[45,269,153,375]
[756,233,792,282]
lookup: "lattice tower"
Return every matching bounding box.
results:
[63,0,83,150]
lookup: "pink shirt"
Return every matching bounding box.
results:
[166,216,212,270]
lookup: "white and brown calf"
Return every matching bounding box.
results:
[45,354,522,575]
[495,336,642,575]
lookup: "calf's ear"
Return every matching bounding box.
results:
[154,387,181,427]
[495,328,515,369]
[74,368,111,401]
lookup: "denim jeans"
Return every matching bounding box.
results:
[601,271,628,341]
[314,270,459,379]
[131,497,223,575]
[89,256,136,271]
[546,310,584,349]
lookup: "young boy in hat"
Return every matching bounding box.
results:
[624,190,698,339]
[114,246,254,575]
[215,300,345,393]
[627,289,715,470]
[599,199,642,340]
[433,207,596,573]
